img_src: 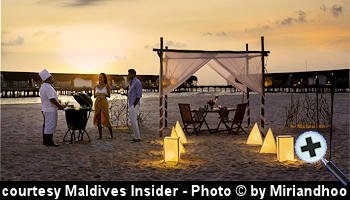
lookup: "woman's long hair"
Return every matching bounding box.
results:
[100,73,108,85]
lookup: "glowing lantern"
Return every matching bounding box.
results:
[170,127,185,154]
[164,137,180,163]
[170,79,177,85]
[277,136,295,161]
[175,121,188,144]
[162,80,168,87]
[246,123,263,145]
[259,128,276,153]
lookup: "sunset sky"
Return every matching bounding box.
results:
[1,0,349,84]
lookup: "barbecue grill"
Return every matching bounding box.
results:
[63,92,93,143]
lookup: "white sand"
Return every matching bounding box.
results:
[1,93,349,181]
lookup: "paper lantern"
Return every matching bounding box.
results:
[246,123,263,145]
[170,127,185,154]
[277,136,295,161]
[164,137,180,163]
[175,121,188,144]
[259,128,276,154]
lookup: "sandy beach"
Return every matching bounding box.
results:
[1,93,349,181]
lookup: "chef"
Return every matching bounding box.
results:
[39,69,64,147]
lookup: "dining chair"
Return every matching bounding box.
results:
[178,104,205,136]
[217,103,248,134]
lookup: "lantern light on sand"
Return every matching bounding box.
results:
[164,137,180,163]
[259,128,276,154]
[277,136,295,161]
[170,127,185,154]
[246,123,263,145]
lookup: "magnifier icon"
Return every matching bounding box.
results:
[295,131,350,186]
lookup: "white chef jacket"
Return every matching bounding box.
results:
[39,82,59,112]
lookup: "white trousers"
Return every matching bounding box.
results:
[43,111,57,134]
[129,104,140,139]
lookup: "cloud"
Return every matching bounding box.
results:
[244,25,271,33]
[202,32,228,37]
[1,36,24,46]
[165,40,187,48]
[297,10,306,22]
[216,32,227,37]
[202,32,213,36]
[280,17,294,25]
[65,0,109,7]
[144,40,187,49]
[37,0,110,7]
[33,30,46,37]
[278,10,307,26]
[331,4,342,17]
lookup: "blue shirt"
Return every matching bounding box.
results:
[128,78,142,106]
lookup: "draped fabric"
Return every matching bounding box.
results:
[160,51,264,96]
[207,59,247,93]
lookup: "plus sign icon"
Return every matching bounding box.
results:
[295,131,327,163]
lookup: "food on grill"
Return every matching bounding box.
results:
[63,92,92,143]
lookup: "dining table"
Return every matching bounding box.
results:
[197,107,237,133]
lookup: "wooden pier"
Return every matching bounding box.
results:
[1,69,348,97]
[1,85,348,98]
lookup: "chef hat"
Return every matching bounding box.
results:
[39,69,52,81]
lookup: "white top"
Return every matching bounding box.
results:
[95,85,107,95]
[39,83,59,112]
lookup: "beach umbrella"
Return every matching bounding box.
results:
[175,121,188,144]
[246,123,263,145]
[170,127,185,154]
[259,128,276,154]
[164,137,180,163]
[276,136,295,161]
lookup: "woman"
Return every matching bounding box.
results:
[93,73,113,139]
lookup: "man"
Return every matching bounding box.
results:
[128,69,142,142]
[39,69,64,147]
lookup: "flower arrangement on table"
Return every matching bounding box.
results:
[207,99,217,109]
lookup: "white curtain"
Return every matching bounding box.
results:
[213,53,262,94]
[207,59,247,93]
[160,51,263,96]
[161,52,215,96]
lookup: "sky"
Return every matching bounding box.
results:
[1,0,349,85]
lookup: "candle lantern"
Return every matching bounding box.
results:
[164,137,180,163]
[260,128,276,154]
[246,123,263,145]
[277,136,295,161]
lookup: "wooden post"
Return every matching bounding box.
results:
[261,36,265,135]
[316,76,319,132]
[246,43,251,127]
[329,73,334,160]
[164,46,168,128]
[159,37,164,137]
[165,95,168,128]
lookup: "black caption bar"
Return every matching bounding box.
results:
[0,181,349,199]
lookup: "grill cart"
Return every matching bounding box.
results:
[63,92,93,143]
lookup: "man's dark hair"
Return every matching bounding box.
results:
[128,69,136,75]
